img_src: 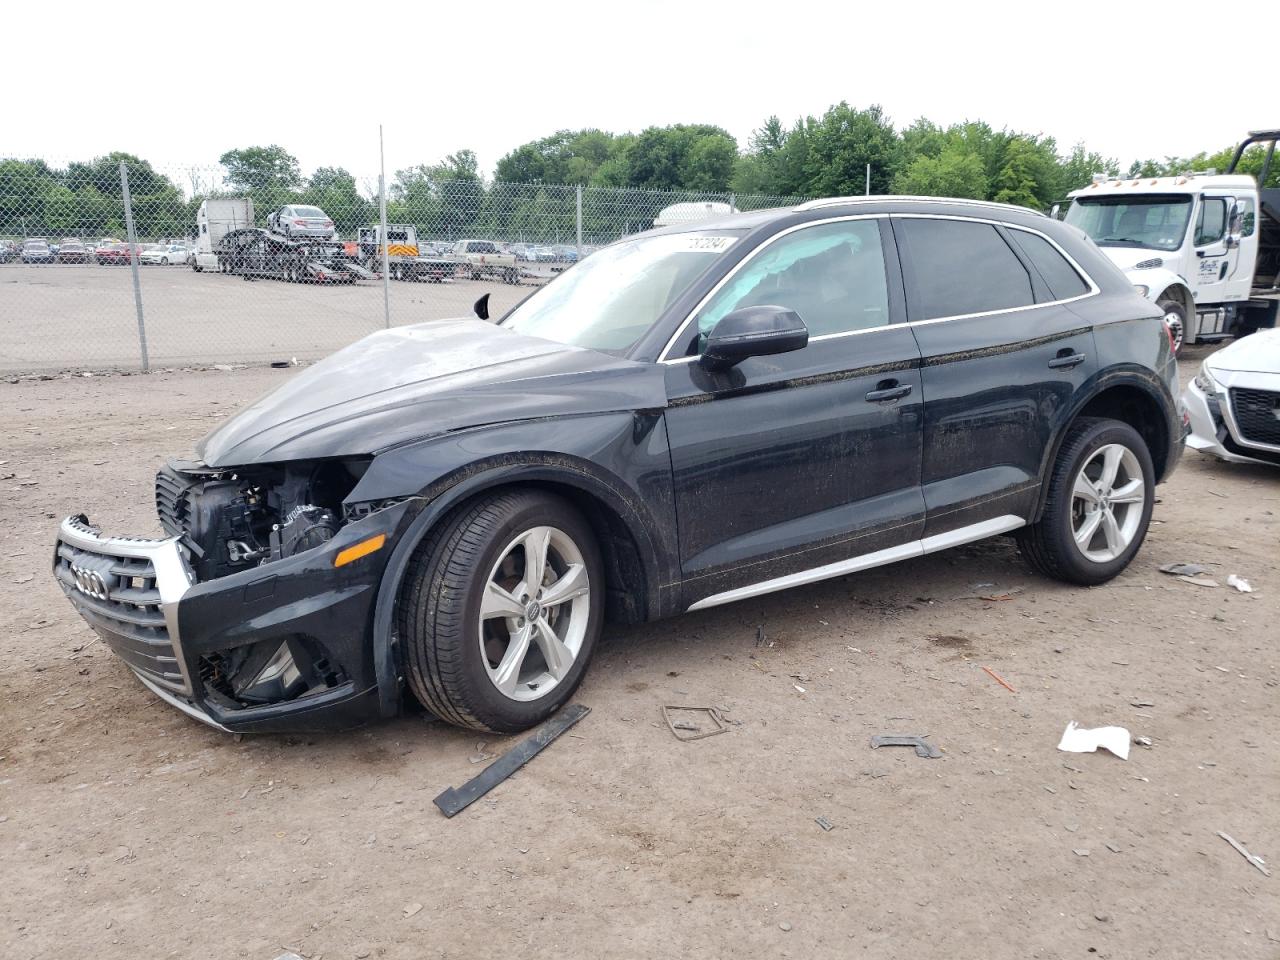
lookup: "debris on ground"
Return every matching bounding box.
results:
[1159,562,1208,576]
[1217,831,1271,877]
[870,734,942,759]
[1130,700,1155,708]
[1133,736,1153,748]
[433,703,590,818]
[404,902,424,918]
[815,816,834,832]
[1177,575,1220,588]
[982,665,1016,693]
[1057,721,1130,760]
[1073,848,1090,857]
[662,705,729,741]
[1226,575,1253,593]
[778,921,793,932]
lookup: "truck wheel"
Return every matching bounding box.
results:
[398,489,603,733]
[1017,417,1154,586]
[1158,297,1187,355]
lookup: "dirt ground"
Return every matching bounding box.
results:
[1,348,1276,960]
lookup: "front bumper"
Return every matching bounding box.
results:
[52,500,415,733]
[1183,378,1280,467]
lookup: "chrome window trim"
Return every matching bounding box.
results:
[658,212,1100,366]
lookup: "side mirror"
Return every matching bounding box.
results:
[473,293,490,321]
[699,305,808,372]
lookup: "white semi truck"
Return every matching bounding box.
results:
[190,198,255,272]
[1061,129,1279,354]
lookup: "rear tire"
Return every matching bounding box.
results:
[1017,418,1154,585]
[398,490,604,733]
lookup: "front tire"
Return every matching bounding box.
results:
[398,490,604,733]
[1017,418,1154,585]
[1158,297,1187,355]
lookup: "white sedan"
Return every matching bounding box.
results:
[1184,329,1280,467]
[140,244,189,266]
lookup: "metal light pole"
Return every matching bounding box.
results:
[379,125,391,329]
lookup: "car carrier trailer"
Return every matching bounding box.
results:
[219,228,376,284]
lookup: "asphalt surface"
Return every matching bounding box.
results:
[0,262,539,373]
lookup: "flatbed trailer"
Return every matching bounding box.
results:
[356,225,458,283]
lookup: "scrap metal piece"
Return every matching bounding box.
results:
[662,705,729,741]
[1218,831,1272,877]
[815,816,834,832]
[433,703,589,818]
[870,734,942,759]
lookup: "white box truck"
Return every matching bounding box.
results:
[191,198,255,272]
[1060,129,1279,354]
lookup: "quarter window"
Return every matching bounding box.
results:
[898,218,1034,321]
[1195,198,1227,246]
[1236,197,1256,238]
[693,219,889,344]
[1007,229,1089,301]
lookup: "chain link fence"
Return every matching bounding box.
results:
[0,157,806,373]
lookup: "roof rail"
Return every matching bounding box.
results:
[794,195,1045,218]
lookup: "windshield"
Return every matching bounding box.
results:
[1064,195,1192,252]
[501,230,744,354]
[294,206,325,218]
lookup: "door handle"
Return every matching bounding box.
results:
[865,381,912,403]
[1048,351,1086,370]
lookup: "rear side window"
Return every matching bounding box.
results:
[898,218,1034,321]
[1007,229,1089,300]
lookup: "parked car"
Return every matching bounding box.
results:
[0,241,19,263]
[451,238,519,283]
[55,240,92,264]
[51,196,1183,735]
[140,243,188,266]
[20,238,55,264]
[267,205,336,240]
[1184,328,1280,466]
[95,242,140,265]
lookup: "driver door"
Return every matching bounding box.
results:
[661,217,925,608]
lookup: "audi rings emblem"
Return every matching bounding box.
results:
[70,564,111,600]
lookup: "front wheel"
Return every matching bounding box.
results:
[398,490,603,733]
[1017,418,1154,585]
[1158,297,1187,355]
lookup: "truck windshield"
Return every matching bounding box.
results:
[501,230,745,354]
[1064,195,1192,252]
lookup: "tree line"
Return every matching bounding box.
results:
[2,103,1276,242]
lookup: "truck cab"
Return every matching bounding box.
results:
[1061,130,1280,354]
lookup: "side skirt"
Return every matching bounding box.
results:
[686,515,1025,612]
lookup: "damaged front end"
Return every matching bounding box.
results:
[53,458,415,732]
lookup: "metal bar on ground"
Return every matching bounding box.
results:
[119,161,149,373]
[433,703,590,817]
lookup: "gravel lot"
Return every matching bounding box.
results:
[0,264,537,373]
[1,349,1277,960]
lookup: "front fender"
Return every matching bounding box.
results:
[1129,267,1189,306]
[350,412,680,718]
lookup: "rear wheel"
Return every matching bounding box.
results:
[1017,418,1154,585]
[398,490,603,733]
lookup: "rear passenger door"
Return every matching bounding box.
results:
[893,216,1097,537]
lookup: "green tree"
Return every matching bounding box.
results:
[892,143,988,198]
[302,167,372,235]
[219,145,302,213]
[623,124,738,191]
[799,102,900,196]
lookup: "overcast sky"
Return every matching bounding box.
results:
[6,0,1270,185]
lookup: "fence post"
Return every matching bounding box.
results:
[379,125,391,329]
[119,161,149,373]
[575,184,583,255]
[728,192,736,213]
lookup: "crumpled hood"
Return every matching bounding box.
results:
[196,319,667,466]
[1208,327,1280,375]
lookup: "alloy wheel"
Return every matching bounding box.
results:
[477,525,591,701]
[1071,443,1146,563]
[1163,309,1184,353]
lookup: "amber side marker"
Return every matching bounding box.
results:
[334,533,387,568]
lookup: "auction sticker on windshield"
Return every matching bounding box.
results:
[684,236,737,252]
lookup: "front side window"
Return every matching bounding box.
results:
[1236,197,1256,237]
[1063,195,1192,252]
[693,219,889,344]
[898,218,1034,321]
[1195,198,1227,246]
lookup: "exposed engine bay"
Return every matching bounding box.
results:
[155,458,368,582]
